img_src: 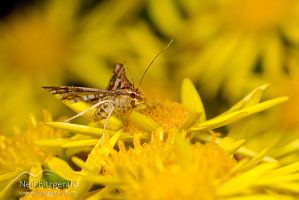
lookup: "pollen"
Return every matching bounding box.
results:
[101,135,236,200]
[146,100,190,131]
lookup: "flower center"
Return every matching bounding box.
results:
[146,101,190,131]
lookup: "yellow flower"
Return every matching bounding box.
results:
[34,78,291,199]
[0,111,63,172]
[227,64,299,164]
[102,135,235,200]
[129,100,190,132]
[0,111,65,199]
[96,135,299,200]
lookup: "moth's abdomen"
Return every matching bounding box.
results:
[94,101,115,120]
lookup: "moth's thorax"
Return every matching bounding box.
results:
[114,89,146,112]
[112,95,129,113]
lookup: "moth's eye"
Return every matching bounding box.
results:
[130,93,136,98]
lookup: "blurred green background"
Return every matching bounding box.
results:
[0,0,298,148]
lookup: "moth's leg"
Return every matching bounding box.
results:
[64,100,110,123]
[100,104,115,145]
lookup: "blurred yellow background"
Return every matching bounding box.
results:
[0,0,298,144]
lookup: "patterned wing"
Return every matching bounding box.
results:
[42,86,114,103]
[107,63,134,90]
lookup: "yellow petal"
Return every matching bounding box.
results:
[256,174,299,185]
[74,129,122,198]
[71,157,86,170]
[218,162,280,196]
[29,165,43,190]
[34,138,71,147]
[62,139,98,148]
[219,137,246,154]
[180,112,202,130]
[192,97,288,131]
[271,139,299,158]
[223,84,269,114]
[241,97,289,115]
[46,157,78,182]
[181,78,206,121]
[268,162,299,176]
[129,111,161,132]
[191,111,248,131]
[237,146,277,163]
[239,146,277,171]
[46,122,113,137]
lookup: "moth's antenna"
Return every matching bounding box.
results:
[137,38,173,89]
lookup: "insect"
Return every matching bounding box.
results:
[43,63,146,123]
[43,39,173,143]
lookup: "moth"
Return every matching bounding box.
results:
[43,39,172,142]
[43,63,146,124]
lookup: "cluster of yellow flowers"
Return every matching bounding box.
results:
[1,78,298,199]
[0,0,299,199]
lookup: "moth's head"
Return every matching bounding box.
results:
[129,89,147,108]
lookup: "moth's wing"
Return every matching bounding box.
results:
[42,86,114,103]
[107,63,134,90]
